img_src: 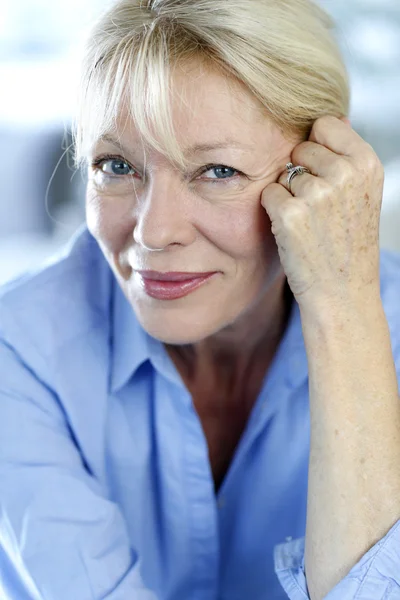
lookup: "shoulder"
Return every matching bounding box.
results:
[0,226,113,377]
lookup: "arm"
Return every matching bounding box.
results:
[301,295,400,600]
[262,115,400,600]
[0,337,158,600]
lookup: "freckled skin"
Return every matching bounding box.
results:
[262,117,384,310]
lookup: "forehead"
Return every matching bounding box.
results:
[87,58,295,172]
[170,61,268,123]
[110,66,278,150]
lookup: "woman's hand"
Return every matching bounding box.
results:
[261,116,384,313]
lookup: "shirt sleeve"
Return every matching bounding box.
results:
[0,336,158,600]
[273,518,400,599]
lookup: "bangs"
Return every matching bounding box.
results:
[73,0,349,171]
[75,20,216,171]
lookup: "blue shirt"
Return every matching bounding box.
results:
[1,224,400,600]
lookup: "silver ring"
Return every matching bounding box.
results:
[285,162,311,193]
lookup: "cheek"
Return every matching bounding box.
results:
[85,186,134,252]
[210,200,276,261]
[85,188,106,238]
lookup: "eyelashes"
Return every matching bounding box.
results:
[90,153,244,184]
[91,154,135,179]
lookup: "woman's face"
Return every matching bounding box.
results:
[86,61,298,344]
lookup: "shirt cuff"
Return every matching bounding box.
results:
[273,518,400,599]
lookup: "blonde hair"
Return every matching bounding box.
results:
[72,0,350,171]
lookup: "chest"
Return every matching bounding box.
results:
[166,348,274,493]
[194,398,255,493]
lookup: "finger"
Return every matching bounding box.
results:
[309,115,365,157]
[261,182,292,222]
[277,170,317,196]
[291,141,344,179]
[339,117,352,127]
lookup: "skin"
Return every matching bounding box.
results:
[86,60,299,418]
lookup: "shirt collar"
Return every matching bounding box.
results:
[110,277,153,392]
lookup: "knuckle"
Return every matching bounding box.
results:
[311,115,334,136]
[281,203,305,230]
[309,181,332,208]
[333,158,354,184]
[302,176,326,197]
[370,154,383,174]
[311,118,326,138]
[314,179,332,199]
[291,141,312,161]
[359,145,382,172]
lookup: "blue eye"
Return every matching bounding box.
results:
[107,159,133,176]
[92,156,135,177]
[200,165,240,181]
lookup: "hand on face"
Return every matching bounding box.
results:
[261,116,384,312]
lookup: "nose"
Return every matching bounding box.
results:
[133,179,195,251]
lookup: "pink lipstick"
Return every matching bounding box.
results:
[136,271,217,300]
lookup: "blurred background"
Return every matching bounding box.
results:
[0,0,399,285]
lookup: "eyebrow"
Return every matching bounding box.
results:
[96,134,252,155]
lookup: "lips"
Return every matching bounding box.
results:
[137,271,215,282]
[135,270,217,300]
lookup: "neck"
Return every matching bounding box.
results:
[166,274,294,393]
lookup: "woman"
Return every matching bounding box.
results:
[1,0,400,599]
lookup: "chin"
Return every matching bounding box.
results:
[133,305,238,345]
[135,314,217,345]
